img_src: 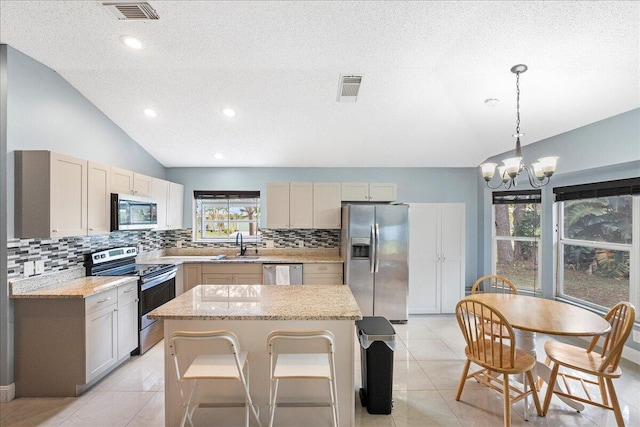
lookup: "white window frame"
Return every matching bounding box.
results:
[192,194,261,243]
[491,202,542,295]
[556,195,639,320]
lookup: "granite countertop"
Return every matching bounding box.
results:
[10,276,138,299]
[148,284,362,321]
[150,248,343,265]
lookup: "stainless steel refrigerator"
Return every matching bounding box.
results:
[341,204,409,323]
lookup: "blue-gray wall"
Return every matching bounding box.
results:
[1,45,165,392]
[5,45,165,239]
[478,108,640,298]
[166,166,480,286]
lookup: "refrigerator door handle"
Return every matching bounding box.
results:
[374,223,380,273]
[370,224,376,274]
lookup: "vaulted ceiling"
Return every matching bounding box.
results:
[1,1,638,167]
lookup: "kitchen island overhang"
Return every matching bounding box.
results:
[148,284,362,426]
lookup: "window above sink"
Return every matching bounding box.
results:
[193,191,261,243]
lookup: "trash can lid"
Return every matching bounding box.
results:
[356,316,396,342]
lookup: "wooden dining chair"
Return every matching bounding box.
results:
[455,299,542,427]
[471,275,519,295]
[471,275,519,341]
[542,302,635,427]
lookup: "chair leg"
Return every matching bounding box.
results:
[269,379,280,427]
[455,359,471,401]
[542,362,560,416]
[503,374,511,427]
[526,370,543,416]
[328,377,338,427]
[599,377,609,406]
[605,378,625,427]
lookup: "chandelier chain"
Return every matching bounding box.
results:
[515,71,521,135]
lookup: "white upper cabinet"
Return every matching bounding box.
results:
[266,183,291,229]
[110,167,153,197]
[341,182,397,202]
[313,182,341,229]
[152,178,184,230]
[168,182,184,229]
[87,161,111,235]
[15,151,87,238]
[289,182,313,228]
[267,182,337,229]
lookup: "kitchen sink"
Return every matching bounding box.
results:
[229,255,261,259]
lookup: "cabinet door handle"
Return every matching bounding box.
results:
[96,297,111,304]
[89,228,94,231]
[442,254,446,262]
[52,229,58,232]
[123,287,135,293]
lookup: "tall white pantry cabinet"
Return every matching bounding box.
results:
[408,203,465,314]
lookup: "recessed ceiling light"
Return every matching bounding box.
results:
[213,153,224,160]
[119,35,146,51]
[143,108,158,118]
[221,108,237,118]
[484,98,500,107]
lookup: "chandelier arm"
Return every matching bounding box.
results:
[521,164,547,188]
[485,179,508,189]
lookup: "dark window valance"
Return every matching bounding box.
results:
[194,191,260,200]
[492,190,542,205]
[553,177,640,201]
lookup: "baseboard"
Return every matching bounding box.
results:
[0,383,15,402]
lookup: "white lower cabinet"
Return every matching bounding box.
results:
[408,203,465,314]
[116,283,139,360]
[14,279,139,397]
[202,264,263,284]
[303,263,343,284]
[85,296,118,381]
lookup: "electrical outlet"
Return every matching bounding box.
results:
[23,261,35,277]
[264,240,274,249]
[137,244,144,254]
[633,330,640,344]
[298,240,304,248]
[35,260,45,275]
[176,240,183,248]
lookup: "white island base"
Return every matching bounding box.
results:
[149,285,362,427]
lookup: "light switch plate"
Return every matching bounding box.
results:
[633,330,640,344]
[35,260,45,275]
[23,261,35,277]
[298,240,304,248]
[176,240,183,248]
[264,240,274,249]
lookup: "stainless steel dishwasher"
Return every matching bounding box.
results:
[263,264,303,285]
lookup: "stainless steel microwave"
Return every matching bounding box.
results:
[111,193,158,231]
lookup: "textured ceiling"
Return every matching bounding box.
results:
[1,1,638,168]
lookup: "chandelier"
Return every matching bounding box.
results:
[480,64,558,189]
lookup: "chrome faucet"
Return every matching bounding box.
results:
[235,232,247,256]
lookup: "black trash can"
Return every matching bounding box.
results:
[356,316,396,414]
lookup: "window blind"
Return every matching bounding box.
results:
[194,190,260,200]
[553,177,640,201]
[492,190,542,205]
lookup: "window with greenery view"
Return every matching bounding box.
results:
[556,178,638,314]
[193,191,261,242]
[492,191,541,293]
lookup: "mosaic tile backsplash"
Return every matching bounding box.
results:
[7,228,340,280]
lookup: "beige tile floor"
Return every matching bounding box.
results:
[1,314,639,426]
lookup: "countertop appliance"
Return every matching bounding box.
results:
[263,264,303,285]
[85,246,177,354]
[111,193,158,231]
[341,204,409,323]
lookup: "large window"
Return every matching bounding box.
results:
[492,191,541,294]
[193,191,261,242]
[556,178,639,314]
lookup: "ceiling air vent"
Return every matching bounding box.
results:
[102,2,159,20]
[337,75,363,102]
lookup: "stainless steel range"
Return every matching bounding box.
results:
[85,247,177,354]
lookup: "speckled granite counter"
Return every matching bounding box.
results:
[148,284,362,320]
[155,284,361,426]
[155,253,343,265]
[10,275,138,298]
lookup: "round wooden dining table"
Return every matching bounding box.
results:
[463,293,611,413]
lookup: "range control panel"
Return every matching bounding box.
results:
[90,247,138,264]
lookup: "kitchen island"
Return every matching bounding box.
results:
[148,284,362,426]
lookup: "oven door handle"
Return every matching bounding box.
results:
[140,269,178,291]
